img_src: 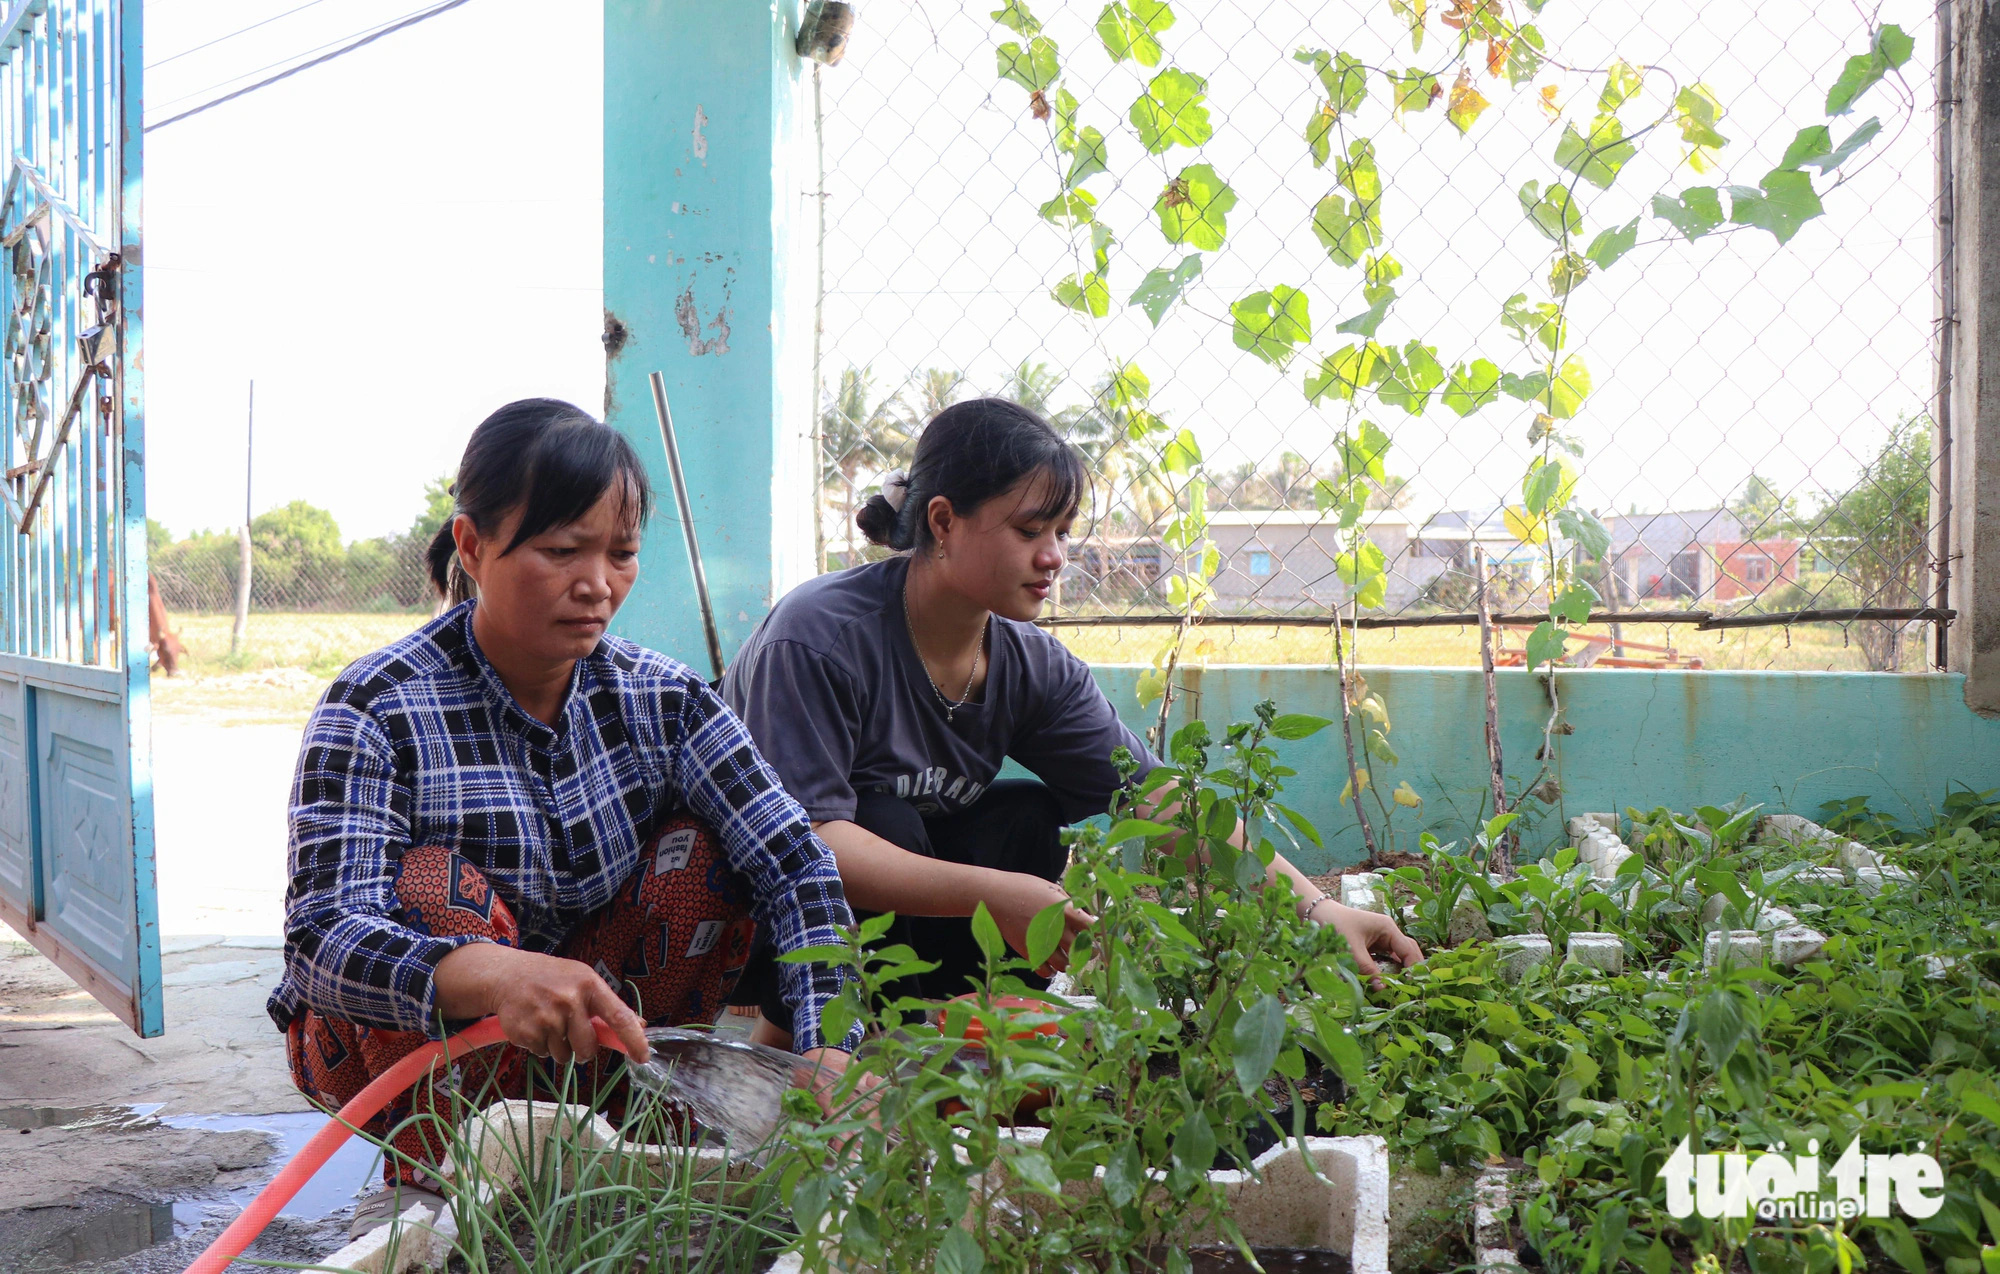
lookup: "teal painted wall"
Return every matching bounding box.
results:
[1080,666,2000,873]
[603,1,815,665]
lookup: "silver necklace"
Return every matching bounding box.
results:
[903,579,986,722]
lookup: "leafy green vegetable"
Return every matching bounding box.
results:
[1728,168,1824,245]
[1826,23,1914,115]
[1155,163,1236,249]
[1130,68,1212,153]
[1230,285,1312,365]
[1128,255,1202,327]
[996,36,1060,92]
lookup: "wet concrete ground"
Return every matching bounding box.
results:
[0,721,369,1272]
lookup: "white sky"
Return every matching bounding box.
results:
[143,0,603,543]
[140,1,1934,546]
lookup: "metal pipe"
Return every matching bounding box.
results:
[648,370,726,682]
[1933,0,1958,670]
[1031,606,1957,631]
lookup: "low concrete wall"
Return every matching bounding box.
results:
[1077,667,2000,873]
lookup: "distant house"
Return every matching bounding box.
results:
[1601,509,1799,605]
[1060,533,1165,603]
[1410,509,1557,579]
[1205,509,1436,610]
[1712,539,1802,601]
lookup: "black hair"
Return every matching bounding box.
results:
[427,398,653,604]
[857,397,1086,551]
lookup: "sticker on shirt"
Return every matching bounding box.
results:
[593,958,617,988]
[652,828,700,875]
[685,919,725,958]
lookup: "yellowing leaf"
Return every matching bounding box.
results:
[1339,768,1372,805]
[1447,67,1489,134]
[1537,84,1560,120]
[1504,504,1548,545]
[1393,781,1423,808]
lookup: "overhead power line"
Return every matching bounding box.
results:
[144,0,477,133]
[146,0,334,71]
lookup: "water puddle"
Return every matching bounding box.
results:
[0,1104,159,1132]
[1188,1249,1352,1274]
[163,1112,380,1219]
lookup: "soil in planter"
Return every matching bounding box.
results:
[1142,1052,1344,1170]
[1186,1245,1352,1273]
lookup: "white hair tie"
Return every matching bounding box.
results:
[882,470,910,512]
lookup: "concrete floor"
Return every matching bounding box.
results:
[0,720,362,1272]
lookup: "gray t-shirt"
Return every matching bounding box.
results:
[719,556,1161,824]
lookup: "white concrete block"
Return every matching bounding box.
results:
[1698,895,1797,933]
[1837,841,1884,873]
[1342,872,1388,914]
[1770,926,1827,967]
[1788,866,1849,889]
[1566,813,1618,843]
[315,1203,441,1274]
[1565,932,1623,974]
[1925,954,1959,981]
[1855,865,1916,896]
[1496,934,1553,982]
[1703,929,1764,969]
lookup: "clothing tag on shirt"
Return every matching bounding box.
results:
[685,919,724,958]
[652,828,699,874]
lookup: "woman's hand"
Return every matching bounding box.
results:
[1308,899,1424,977]
[434,943,651,1065]
[987,871,1096,976]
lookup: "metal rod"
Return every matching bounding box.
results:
[1033,607,1957,631]
[1475,548,1509,870]
[231,379,252,655]
[648,370,726,682]
[1933,0,1958,671]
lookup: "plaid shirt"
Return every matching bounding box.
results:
[268,601,858,1053]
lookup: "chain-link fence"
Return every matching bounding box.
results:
[808,0,1942,670]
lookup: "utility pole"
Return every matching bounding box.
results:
[231,380,253,655]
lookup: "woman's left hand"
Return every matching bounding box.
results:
[1310,899,1424,976]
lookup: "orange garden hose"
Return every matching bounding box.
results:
[183,1015,632,1274]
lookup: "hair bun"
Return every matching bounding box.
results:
[855,493,900,547]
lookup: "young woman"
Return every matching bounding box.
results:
[721,398,1421,1049]
[268,399,857,1237]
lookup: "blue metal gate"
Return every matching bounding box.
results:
[0,0,155,1036]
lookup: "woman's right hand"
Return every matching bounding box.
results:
[434,943,651,1065]
[986,871,1096,976]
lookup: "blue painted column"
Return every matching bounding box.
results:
[603,1,816,667]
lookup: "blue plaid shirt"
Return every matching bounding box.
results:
[268,601,858,1053]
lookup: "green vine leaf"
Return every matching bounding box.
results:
[997,36,1060,93]
[990,0,1041,35]
[1597,58,1643,114]
[1053,226,1115,317]
[1650,186,1724,239]
[1053,87,1080,152]
[1130,68,1213,153]
[1377,341,1445,415]
[1780,118,1881,174]
[1156,163,1236,249]
[1336,539,1388,609]
[1129,255,1203,327]
[1161,426,1203,473]
[1547,354,1592,419]
[1500,370,1549,402]
[1557,506,1611,560]
[1040,188,1098,228]
[1097,1,1175,67]
[1313,195,1381,268]
[1231,286,1313,366]
[1446,67,1490,134]
[1674,83,1729,172]
[1522,454,1578,515]
[1335,292,1395,338]
[1551,580,1599,625]
[1341,418,1392,482]
[1727,169,1824,245]
[1443,358,1501,416]
[1295,48,1367,115]
[1504,24,1545,86]
[1502,293,1565,354]
[1518,180,1581,242]
[1065,125,1110,188]
[1826,24,1914,115]
[1305,101,1336,168]
[1584,217,1639,269]
[1389,0,1425,53]
[1387,67,1441,117]
[1523,620,1568,672]
[1548,251,1591,297]
[1337,138,1383,206]
[1554,115,1636,190]
[1365,727,1400,765]
[1304,342,1389,404]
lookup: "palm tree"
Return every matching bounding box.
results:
[820,367,910,565]
[1066,365,1174,536]
[998,359,1064,417]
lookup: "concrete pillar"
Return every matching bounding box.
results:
[603,1,816,668]
[1943,0,2000,712]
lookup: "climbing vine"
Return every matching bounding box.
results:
[990,0,1914,842]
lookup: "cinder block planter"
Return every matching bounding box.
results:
[1564,931,1623,974]
[1703,929,1763,969]
[1496,934,1553,982]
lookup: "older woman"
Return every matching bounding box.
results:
[268,399,856,1238]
